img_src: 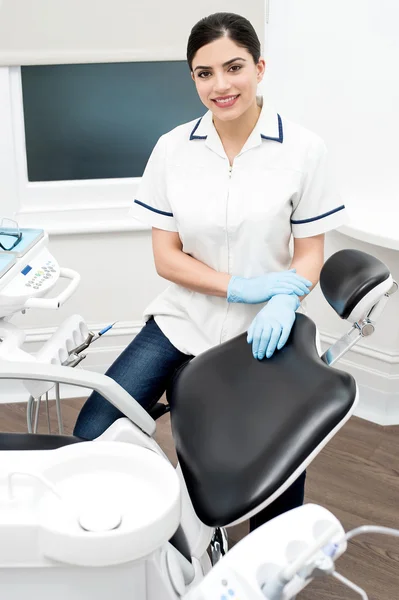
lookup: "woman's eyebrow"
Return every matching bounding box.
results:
[193,57,247,72]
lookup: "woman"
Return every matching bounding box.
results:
[74,12,346,530]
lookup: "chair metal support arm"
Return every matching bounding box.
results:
[0,360,155,436]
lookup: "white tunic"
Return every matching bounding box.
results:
[129,98,346,356]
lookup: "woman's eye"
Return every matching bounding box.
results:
[197,65,241,78]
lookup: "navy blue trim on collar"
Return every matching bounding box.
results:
[134,199,174,217]
[291,205,345,225]
[261,114,283,143]
[189,118,207,140]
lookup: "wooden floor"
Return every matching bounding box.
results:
[1,397,399,599]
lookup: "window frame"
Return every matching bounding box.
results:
[0,65,148,234]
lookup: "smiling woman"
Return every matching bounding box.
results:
[73,11,346,536]
[188,14,265,161]
[190,38,264,162]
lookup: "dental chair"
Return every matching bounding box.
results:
[0,229,397,599]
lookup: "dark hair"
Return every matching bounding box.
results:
[187,12,261,71]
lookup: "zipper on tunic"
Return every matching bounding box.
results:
[225,164,232,273]
[220,163,233,343]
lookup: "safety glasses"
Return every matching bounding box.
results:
[0,218,22,251]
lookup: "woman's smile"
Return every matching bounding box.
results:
[211,94,240,108]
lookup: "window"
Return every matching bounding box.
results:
[2,61,204,233]
[21,61,204,182]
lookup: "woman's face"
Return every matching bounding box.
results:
[191,36,265,122]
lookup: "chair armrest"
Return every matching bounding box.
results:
[0,360,155,437]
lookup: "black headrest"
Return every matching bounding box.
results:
[320,249,390,319]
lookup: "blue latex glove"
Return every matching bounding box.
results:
[227,269,312,304]
[247,293,300,360]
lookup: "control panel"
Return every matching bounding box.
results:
[1,247,59,297]
[0,245,60,316]
[20,257,58,291]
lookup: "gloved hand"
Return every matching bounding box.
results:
[247,293,300,360]
[227,269,312,304]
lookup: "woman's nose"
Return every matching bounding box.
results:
[213,73,231,94]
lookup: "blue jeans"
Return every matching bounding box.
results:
[73,317,305,529]
[74,317,193,439]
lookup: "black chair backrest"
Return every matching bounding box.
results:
[320,249,390,319]
[167,314,357,527]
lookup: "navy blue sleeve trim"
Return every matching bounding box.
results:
[189,118,207,140]
[261,114,283,143]
[134,199,174,217]
[291,205,345,225]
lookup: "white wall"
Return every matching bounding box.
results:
[307,232,399,425]
[263,0,399,211]
[0,0,265,64]
[258,0,399,424]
